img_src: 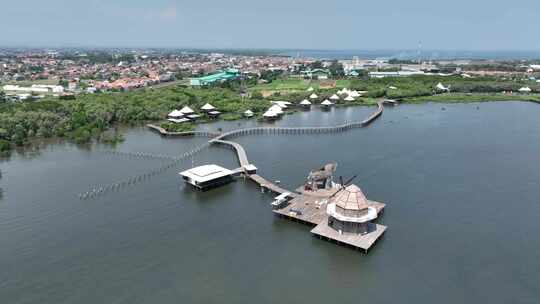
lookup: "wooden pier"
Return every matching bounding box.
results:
[157,100,390,252]
[147,124,220,137]
[248,174,298,197]
[272,192,386,252]
[210,139,250,167]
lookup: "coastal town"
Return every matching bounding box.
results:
[2,48,540,102]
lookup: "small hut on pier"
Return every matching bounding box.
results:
[179,106,195,115]
[344,95,355,102]
[200,103,216,112]
[300,99,312,109]
[309,93,318,100]
[167,109,184,119]
[330,94,340,101]
[207,111,221,119]
[244,109,254,118]
[321,99,334,108]
[263,110,278,120]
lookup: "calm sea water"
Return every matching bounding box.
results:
[1,102,539,303]
[276,49,540,60]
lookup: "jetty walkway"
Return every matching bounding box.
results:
[208,101,384,195]
[147,124,220,138]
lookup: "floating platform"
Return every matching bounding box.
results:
[272,190,386,252]
[311,222,387,252]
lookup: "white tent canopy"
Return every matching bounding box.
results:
[200,103,216,111]
[519,86,532,92]
[168,109,184,118]
[436,83,449,91]
[344,95,355,101]
[339,88,350,95]
[300,99,312,105]
[321,99,334,106]
[309,93,318,99]
[244,109,254,116]
[268,105,284,114]
[330,94,340,100]
[271,101,291,109]
[307,87,314,92]
[348,90,361,97]
[179,106,195,114]
[263,110,278,118]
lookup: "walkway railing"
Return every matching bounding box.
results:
[80,102,385,199]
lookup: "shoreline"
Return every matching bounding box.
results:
[1,95,539,155]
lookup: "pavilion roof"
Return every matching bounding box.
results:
[331,184,370,211]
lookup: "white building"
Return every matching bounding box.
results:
[180,164,235,190]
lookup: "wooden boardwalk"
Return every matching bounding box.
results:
[147,124,220,137]
[211,139,250,167]
[248,174,298,197]
[150,101,390,252]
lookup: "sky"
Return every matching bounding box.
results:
[2,0,540,51]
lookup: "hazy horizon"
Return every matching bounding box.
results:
[3,0,540,51]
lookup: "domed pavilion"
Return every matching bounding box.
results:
[326,184,378,235]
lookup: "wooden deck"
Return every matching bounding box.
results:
[272,193,386,251]
[273,195,385,225]
[211,139,250,167]
[248,174,298,197]
[311,223,387,252]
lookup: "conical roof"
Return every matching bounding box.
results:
[332,184,369,211]
[263,110,278,117]
[244,109,254,115]
[268,104,284,114]
[330,94,340,100]
[200,103,215,110]
[309,93,318,99]
[168,109,183,117]
[344,95,355,101]
[179,106,195,114]
[321,99,333,106]
[300,99,311,105]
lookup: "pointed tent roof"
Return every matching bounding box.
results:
[339,88,350,95]
[348,90,361,97]
[272,101,290,108]
[344,95,355,101]
[244,109,254,115]
[307,87,314,92]
[268,104,284,114]
[436,83,449,91]
[263,110,278,117]
[179,106,195,114]
[309,93,318,99]
[200,103,216,111]
[330,94,340,100]
[300,99,312,105]
[168,109,183,117]
[321,99,333,106]
[332,184,370,211]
